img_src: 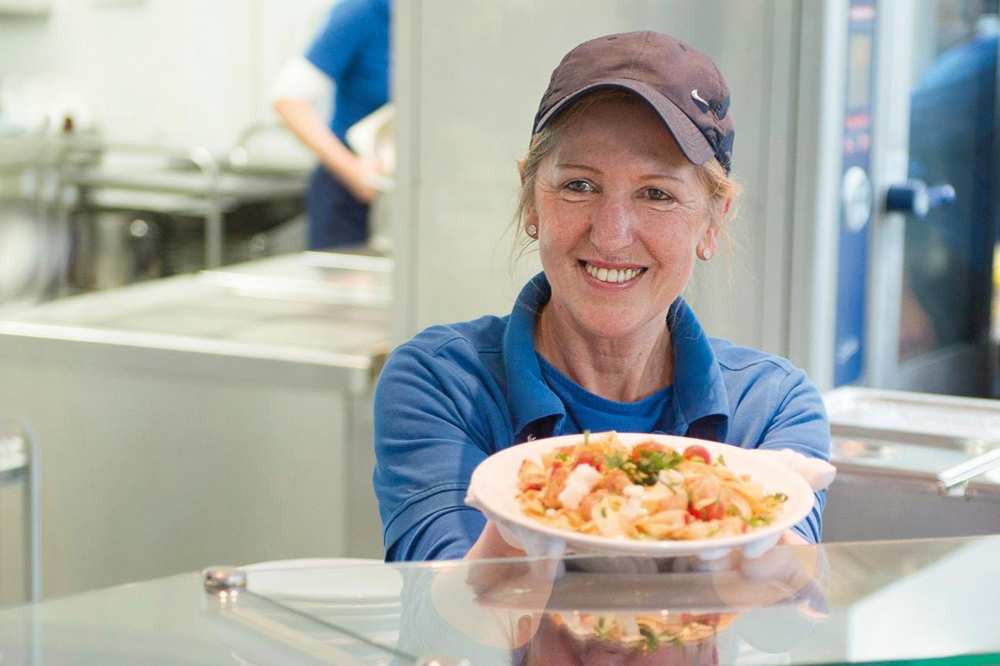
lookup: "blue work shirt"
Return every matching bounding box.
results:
[373,273,831,561]
[306,0,391,143]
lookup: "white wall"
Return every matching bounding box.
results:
[0,0,331,152]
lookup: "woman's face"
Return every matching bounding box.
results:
[529,95,717,343]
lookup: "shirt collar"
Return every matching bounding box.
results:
[502,273,731,441]
[503,274,566,439]
[665,298,731,440]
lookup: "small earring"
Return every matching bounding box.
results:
[699,247,713,261]
[526,224,538,239]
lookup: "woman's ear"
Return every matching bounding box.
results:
[524,201,539,235]
[699,225,719,259]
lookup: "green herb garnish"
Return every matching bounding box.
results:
[594,616,611,641]
[604,451,626,469]
[625,449,684,485]
[639,625,659,652]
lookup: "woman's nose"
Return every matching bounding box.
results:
[588,198,635,253]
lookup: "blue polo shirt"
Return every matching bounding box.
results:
[373,273,830,561]
[306,0,391,143]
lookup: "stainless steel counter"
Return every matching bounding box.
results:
[0,251,389,602]
[823,387,1000,541]
[0,252,390,392]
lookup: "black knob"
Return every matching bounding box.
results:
[885,180,956,218]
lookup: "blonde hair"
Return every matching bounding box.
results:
[513,90,742,256]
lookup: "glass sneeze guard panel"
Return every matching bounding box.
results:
[5,539,999,665]
[234,537,1000,666]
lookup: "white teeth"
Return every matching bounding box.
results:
[585,263,642,284]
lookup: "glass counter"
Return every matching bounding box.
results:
[3,536,999,665]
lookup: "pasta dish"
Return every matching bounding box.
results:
[549,610,733,653]
[516,432,787,541]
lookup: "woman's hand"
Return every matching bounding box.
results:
[459,521,562,652]
[464,520,526,560]
[341,155,382,204]
[273,96,383,204]
[779,529,810,546]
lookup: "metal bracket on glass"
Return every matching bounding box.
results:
[936,447,1000,496]
[202,566,248,594]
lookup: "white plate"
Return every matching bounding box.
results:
[466,433,815,560]
[242,558,402,603]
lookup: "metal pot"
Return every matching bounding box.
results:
[0,198,68,306]
[67,209,164,291]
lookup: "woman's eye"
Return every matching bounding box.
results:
[565,180,595,193]
[645,188,674,202]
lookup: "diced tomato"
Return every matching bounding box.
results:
[700,613,721,627]
[683,445,711,464]
[574,450,603,470]
[689,501,725,521]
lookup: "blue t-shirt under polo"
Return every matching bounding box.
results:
[373,273,831,561]
[537,354,674,435]
[306,0,391,143]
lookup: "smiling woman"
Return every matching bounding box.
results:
[530,93,727,398]
[372,32,831,563]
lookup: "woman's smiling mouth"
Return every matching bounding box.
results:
[579,260,648,285]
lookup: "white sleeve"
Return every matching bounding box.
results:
[270,56,333,106]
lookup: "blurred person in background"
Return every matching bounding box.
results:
[273,0,391,250]
[901,0,998,358]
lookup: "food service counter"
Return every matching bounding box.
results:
[822,388,1000,542]
[2,536,999,665]
[0,252,390,602]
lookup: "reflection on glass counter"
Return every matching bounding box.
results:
[2,536,999,665]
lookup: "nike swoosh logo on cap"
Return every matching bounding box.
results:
[691,89,710,109]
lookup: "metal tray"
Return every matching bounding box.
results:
[823,387,1000,496]
[823,387,1000,448]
